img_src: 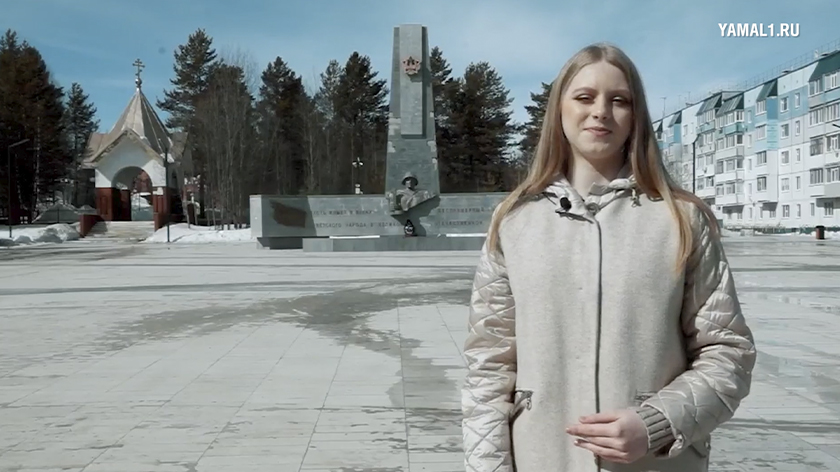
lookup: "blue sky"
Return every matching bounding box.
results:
[3,0,840,133]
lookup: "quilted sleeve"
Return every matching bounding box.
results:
[641,207,756,457]
[461,240,517,472]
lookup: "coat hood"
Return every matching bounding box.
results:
[541,162,640,217]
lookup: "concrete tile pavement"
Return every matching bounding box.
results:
[0,237,838,471]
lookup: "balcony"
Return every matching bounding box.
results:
[698,186,716,199]
[827,149,840,166]
[824,182,840,198]
[808,184,824,197]
[723,122,747,135]
[716,145,745,160]
[698,143,715,155]
[716,193,745,206]
[808,93,826,110]
[717,169,745,182]
[699,121,716,133]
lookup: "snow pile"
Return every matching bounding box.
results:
[144,223,253,244]
[0,223,81,247]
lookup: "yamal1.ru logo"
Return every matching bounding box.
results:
[719,23,800,37]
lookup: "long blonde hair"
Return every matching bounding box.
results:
[486,43,718,271]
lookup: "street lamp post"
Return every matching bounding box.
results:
[692,134,701,194]
[163,139,170,244]
[7,138,30,238]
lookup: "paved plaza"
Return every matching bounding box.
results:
[0,236,839,471]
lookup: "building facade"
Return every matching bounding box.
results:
[654,50,840,230]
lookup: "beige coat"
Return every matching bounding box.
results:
[461,170,756,472]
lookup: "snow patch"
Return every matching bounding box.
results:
[0,224,81,247]
[143,223,253,244]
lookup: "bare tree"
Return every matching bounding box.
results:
[193,62,254,229]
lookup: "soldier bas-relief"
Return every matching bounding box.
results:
[387,172,435,215]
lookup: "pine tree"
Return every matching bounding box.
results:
[256,57,307,194]
[447,62,517,192]
[336,52,388,194]
[158,28,218,219]
[157,28,217,131]
[429,47,461,192]
[64,82,99,206]
[519,82,552,162]
[313,60,345,193]
[0,30,70,220]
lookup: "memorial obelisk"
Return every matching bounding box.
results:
[384,24,440,208]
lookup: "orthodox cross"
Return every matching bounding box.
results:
[132,58,145,89]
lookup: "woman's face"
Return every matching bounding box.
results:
[560,60,634,166]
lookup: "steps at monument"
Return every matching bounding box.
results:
[87,221,156,241]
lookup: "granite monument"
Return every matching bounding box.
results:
[250,24,508,251]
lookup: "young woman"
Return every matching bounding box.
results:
[461,43,756,472]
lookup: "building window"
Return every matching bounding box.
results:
[716,184,724,196]
[826,202,835,216]
[725,135,735,148]
[756,151,767,165]
[828,135,840,152]
[810,168,825,185]
[809,108,825,126]
[725,182,735,194]
[781,150,789,164]
[757,176,767,191]
[716,160,725,173]
[828,72,839,90]
[829,102,840,121]
[780,97,789,112]
[748,207,753,218]
[795,120,801,135]
[795,92,801,107]
[781,178,789,191]
[796,148,801,162]
[756,100,766,114]
[736,110,744,122]
[782,205,790,218]
[828,166,840,183]
[811,137,824,156]
[810,78,824,96]
[757,125,766,139]
[797,204,801,218]
[796,176,801,189]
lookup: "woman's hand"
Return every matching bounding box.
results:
[566,409,649,464]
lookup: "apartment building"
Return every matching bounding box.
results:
[653,50,840,229]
